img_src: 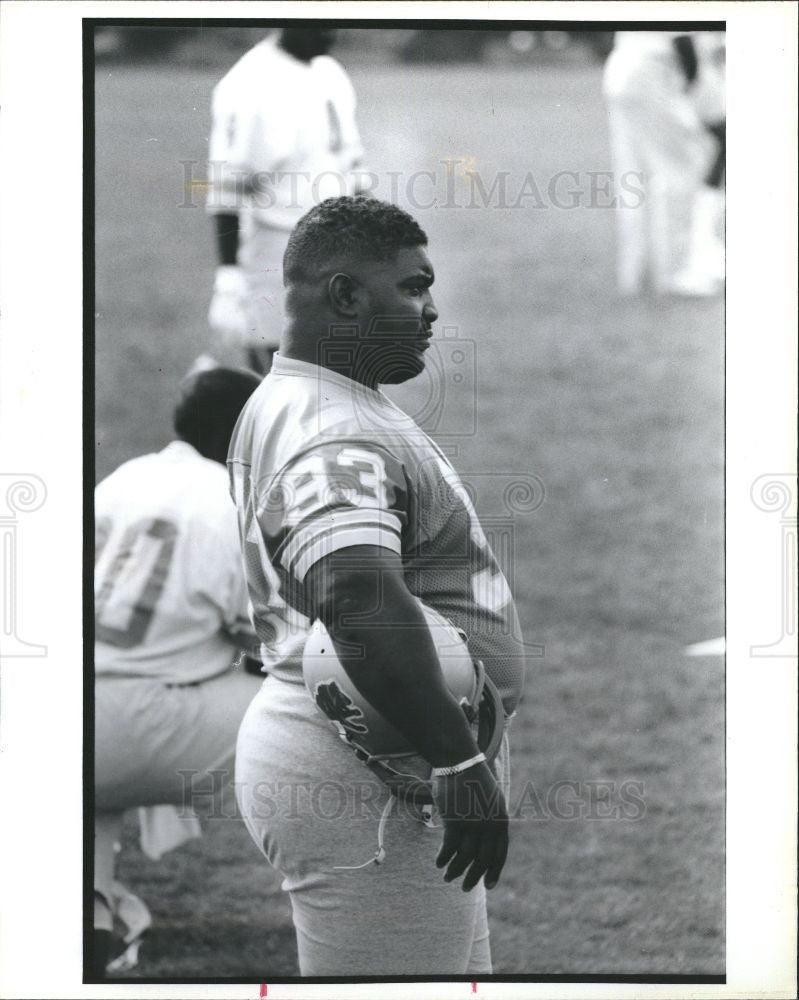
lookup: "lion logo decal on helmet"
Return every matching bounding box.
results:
[303,602,505,804]
[313,679,369,737]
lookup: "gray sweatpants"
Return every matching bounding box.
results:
[236,674,509,976]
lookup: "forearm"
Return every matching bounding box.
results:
[318,576,478,767]
[305,546,507,891]
[214,213,240,266]
[673,35,698,85]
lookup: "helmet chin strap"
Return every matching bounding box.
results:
[333,795,395,870]
[332,780,440,871]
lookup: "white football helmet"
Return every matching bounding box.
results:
[303,601,504,804]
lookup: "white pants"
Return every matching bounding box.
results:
[237,220,290,350]
[95,670,260,809]
[603,51,713,292]
[95,670,260,904]
[236,675,511,976]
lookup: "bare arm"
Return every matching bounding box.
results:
[305,546,477,765]
[305,545,508,891]
[673,35,698,86]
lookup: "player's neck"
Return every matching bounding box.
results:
[281,332,380,391]
[277,39,316,64]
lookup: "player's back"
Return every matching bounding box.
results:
[611,31,685,60]
[209,36,363,230]
[213,35,351,110]
[95,441,250,683]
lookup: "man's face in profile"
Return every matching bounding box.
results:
[346,245,439,387]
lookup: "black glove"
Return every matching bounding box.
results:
[433,760,509,892]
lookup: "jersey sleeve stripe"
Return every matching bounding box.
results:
[279,508,404,571]
[280,514,402,577]
[264,497,405,545]
[290,524,402,582]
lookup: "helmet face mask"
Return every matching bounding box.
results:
[303,602,504,803]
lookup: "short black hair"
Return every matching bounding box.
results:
[283,196,428,284]
[173,367,261,460]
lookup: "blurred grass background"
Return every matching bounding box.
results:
[95,28,724,978]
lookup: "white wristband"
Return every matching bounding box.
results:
[431,752,486,778]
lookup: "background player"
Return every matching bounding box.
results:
[206,27,367,374]
[603,31,717,296]
[673,31,725,293]
[230,197,525,975]
[94,367,262,975]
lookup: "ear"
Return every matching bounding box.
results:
[328,272,359,318]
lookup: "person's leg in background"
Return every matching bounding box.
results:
[606,99,650,296]
[674,39,726,294]
[239,223,289,374]
[676,33,726,290]
[93,811,123,976]
[671,122,725,294]
[634,82,712,294]
[605,51,712,296]
[94,669,260,973]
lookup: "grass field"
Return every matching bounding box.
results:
[95,55,724,978]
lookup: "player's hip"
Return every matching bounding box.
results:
[235,675,495,975]
[235,675,511,875]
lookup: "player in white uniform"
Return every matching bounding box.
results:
[673,31,726,294]
[603,31,717,295]
[206,28,366,374]
[93,368,262,976]
[229,197,526,975]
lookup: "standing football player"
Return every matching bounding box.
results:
[603,31,716,295]
[672,31,725,294]
[206,27,366,374]
[229,197,526,974]
[94,367,262,976]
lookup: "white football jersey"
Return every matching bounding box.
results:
[228,356,527,716]
[95,441,256,684]
[694,32,726,122]
[611,31,689,62]
[208,35,364,231]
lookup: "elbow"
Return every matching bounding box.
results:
[303,547,409,632]
[312,572,381,633]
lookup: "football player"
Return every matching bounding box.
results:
[206,27,366,374]
[672,31,725,294]
[603,31,717,295]
[93,367,262,976]
[229,197,527,975]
